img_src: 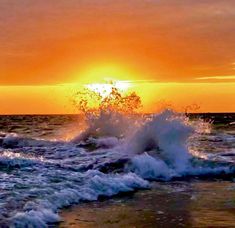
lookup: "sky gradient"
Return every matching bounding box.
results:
[0,0,234,113]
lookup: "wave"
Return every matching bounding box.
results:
[0,109,234,227]
[8,171,149,228]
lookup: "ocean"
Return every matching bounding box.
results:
[0,112,234,227]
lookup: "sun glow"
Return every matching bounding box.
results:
[76,64,139,84]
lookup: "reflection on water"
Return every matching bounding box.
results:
[60,181,235,227]
[191,182,235,227]
[0,115,83,140]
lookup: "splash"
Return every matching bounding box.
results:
[71,83,230,177]
[71,84,208,172]
[71,85,194,175]
[126,110,194,173]
[72,84,142,142]
[69,83,235,181]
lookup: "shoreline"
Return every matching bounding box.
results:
[59,181,235,227]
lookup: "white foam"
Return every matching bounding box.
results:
[129,153,176,180]
[72,111,138,142]
[11,209,60,228]
[1,133,64,149]
[9,171,149,227]
[126,110,193,172]
[0,151,43,167]
[92,136,119,148]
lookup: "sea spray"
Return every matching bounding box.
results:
[70,86,233,178]
[71,87,142,142]
[126,110,194,173]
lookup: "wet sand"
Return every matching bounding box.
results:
[59,180,235,227]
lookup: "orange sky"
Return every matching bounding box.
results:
[0,0,235,114]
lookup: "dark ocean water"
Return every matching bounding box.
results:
[0,113,234,227]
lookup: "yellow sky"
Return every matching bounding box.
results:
[0,0,235,113]
[1,82,234,114]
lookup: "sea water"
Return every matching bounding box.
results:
[0,112,234,227]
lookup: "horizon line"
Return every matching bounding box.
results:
[0,112,234,116]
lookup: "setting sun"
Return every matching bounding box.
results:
[85,80,132,98]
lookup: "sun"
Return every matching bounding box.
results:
[75,63,136,97]
[85,80,132,98]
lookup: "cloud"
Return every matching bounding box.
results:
[195,75,235,80]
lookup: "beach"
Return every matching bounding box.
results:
[60,181,235,227]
